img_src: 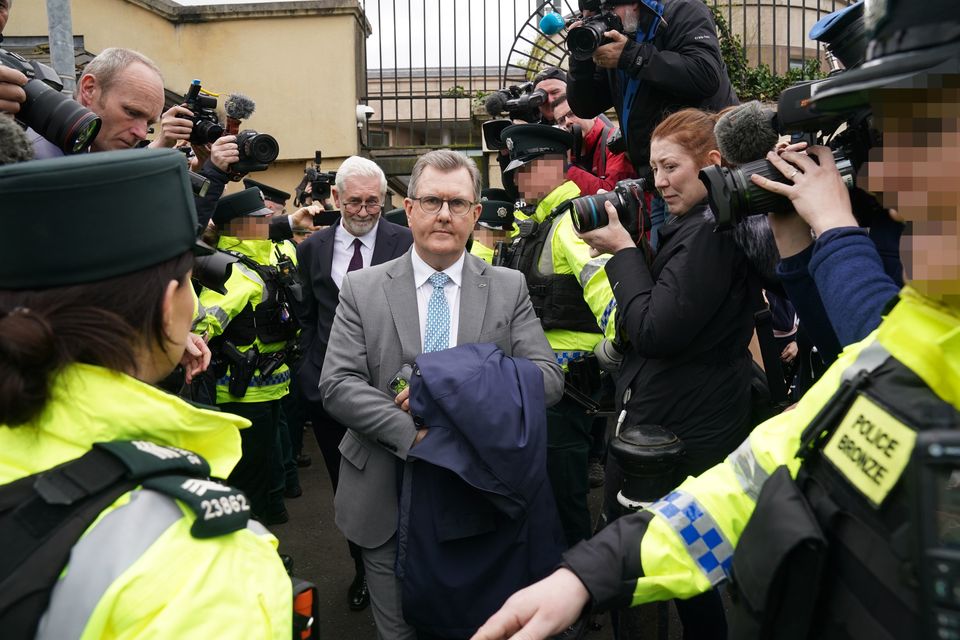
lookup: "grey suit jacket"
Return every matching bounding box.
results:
[319,248,563,548]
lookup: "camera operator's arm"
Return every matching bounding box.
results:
[268,204,322,242]
[567,46,613,120]
[0,64,26,115]
[193,135,237,229]
[148,105,194,149]
[612,1,727,102]
[752,147,901,347]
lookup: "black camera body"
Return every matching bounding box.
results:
[559,177,650,238]
[0,48,102,154]
[567,11,625,61]
[182,80,224,145]
[484,82,548,124]
[232,129,279,175]
[295,151,336,206]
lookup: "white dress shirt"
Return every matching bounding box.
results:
[331,221,379,290]
[411,248,465,351]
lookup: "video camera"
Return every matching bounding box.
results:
[0,48,101,154]
[295,151,337,207]
[484,82,548,123]
[182,80,224,145]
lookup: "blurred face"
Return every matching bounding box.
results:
[223,216,271,239]
[536,78,566,122]
[333,174,384,237]
[516,156,568,204]
[650,136,714,217]
[609,3,641,33]
[405,166,480,271]
[861,85,960,304]
[79,62,164,152]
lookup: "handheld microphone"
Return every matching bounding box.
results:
[714,101,780,166]
[0,115,34,165]
[539,12,568,36]
[224,93,255,136]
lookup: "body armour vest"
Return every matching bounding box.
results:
[728,343,960,640]
[221,253,299,347]
[506,214,601,335]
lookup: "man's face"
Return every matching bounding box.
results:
[536,78,566,122]
[0,0,10,34]
[404,166,480,270]
[609,3,642,33]
[516,156,567,204]
[79,62,164,152]
[861,84,960,303]
[333,174,384,237]
[553,102,588,138]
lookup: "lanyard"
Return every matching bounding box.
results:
[618,0,664,148]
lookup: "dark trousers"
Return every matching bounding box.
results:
[309,399,363,565]
[546,394,594,548]
[222,399,282,519]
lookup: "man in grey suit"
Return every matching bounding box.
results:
[320,149,563,639]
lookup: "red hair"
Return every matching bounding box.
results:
[651,108,720,166]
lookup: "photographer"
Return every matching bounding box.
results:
[567,0,737,245]
[29,48,165,158]
[473,2,960,638]
[532,66,569,124]
[553,95,636,195]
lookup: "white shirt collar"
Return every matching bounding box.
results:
[335,219,379,249]
[411,248,465,289]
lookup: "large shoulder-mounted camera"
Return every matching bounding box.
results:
[0,48,101,154]
[484,82,548,124]
[182,80,224,145]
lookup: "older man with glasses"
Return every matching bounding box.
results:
[320,149,563,639]
[295,155,413,613]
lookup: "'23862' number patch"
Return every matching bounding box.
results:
[142,475,251,538]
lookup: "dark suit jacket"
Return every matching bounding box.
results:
[295,219,412,403]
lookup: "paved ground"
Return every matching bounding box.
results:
[269,431,688,640]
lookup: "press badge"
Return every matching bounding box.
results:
[823,394,917,507]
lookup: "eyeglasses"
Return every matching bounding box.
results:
[343,199,383,214]
[410,195,477,216]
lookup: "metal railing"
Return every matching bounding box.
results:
[360,0,853,152]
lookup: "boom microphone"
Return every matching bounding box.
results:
[0,115,34,165]
[224,93,255,136]
[714,101,780,166]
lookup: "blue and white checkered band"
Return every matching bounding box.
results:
[648,490,735,586]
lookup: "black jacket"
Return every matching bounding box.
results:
[568,0,738,173]
[294,219,412,403]
[605,203,753,475]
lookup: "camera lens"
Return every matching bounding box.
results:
[237,131,280,164]
[569,192,619,233]
[191,119,224,145]
[568,22,605,60]
[21,79,102,153]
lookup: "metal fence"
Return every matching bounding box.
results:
[361,0,854,152]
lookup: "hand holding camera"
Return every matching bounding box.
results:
[576,198,635,256]
[591,30,630,68]
[149,104,196,149]
[0,63,26,115]
[210,134,239,174]
[750,145,857,236]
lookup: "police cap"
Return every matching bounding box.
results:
[478,188,515,230]
[501,124,574,173]
[243,178,290,206]
[0,149,201,290]
[212,187,272,226]
[812,0,960,111]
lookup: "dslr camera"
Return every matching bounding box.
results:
[567,11,625,61]
[557,177,650,238]
[182,80,224,145]
[232,129,279,175]
[0,48,102,154]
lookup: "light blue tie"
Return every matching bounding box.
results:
[423,272,451,353]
